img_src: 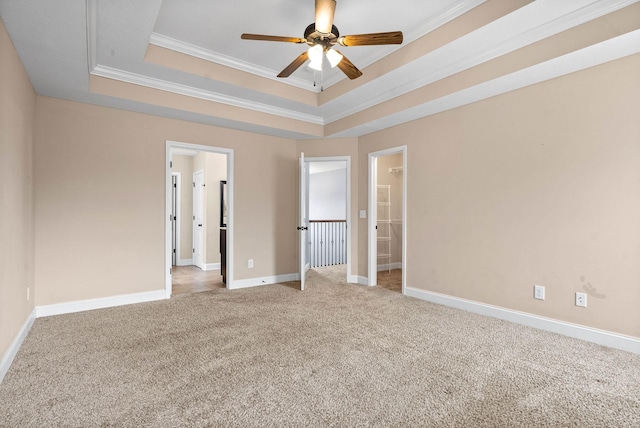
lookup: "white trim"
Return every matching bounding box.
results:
[166,141,234,295]
[406,287,640,355]
[204,263,221,271]
[349,275,369,286]
[377,262,403,272]
[91,65,324,125]
[229,273,299,290]
[35,291,166,318]
[149,33,316,93]
[177,258,193,266]
[305,156,352,284]
[0,309,36,384]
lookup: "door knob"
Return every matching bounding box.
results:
[198,224,203,227]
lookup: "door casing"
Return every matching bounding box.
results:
[368,146,407,294]
[166,141,234,298]
[305,156,352,283]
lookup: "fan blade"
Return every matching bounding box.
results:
[334,50,362,80]
[315,0,336,34]
[277,52,310,78]
[337,31,403,46]
[241,34,306,43]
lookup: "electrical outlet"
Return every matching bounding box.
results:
[575,292,587,308]
[248,259,254,268]
[534,285,545,300]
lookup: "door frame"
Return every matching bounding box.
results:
[166,140,234,298]
[305,156,352,283]
[368,146,407,294]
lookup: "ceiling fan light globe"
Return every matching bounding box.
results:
[308,45,323,62]
[326,49,343,67]
[309,60,323,71]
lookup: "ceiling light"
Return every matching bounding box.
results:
[309,60,323,72]
[326,49,343,68]
[308,45,323,63]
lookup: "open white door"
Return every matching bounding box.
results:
[299,153,307,291]
[193,170,205,270]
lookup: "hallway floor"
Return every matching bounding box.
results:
[172,265,224,296]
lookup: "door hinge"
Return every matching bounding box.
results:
[169,214,172,221]
[169,268,172,275]
[173,216,176,221]
[173,183,177,188]
[170,161,173,168]
[193,248,195,253]
[173,249,176,253]
[193,215,195,220]
[193,182,195,187]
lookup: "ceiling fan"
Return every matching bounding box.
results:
[241,0,403,80]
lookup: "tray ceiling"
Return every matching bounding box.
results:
[1,0,639,139]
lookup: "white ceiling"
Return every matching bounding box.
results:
[1,0,638,140]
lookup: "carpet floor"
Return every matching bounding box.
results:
[1,266,639,427]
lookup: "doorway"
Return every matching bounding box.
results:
[368,147,406,294]
[165,141,234,298]
[300,156,353,287]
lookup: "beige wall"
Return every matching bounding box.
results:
[0,19,36,365]
[297,138,359,279]
[359,54,640,337]
[34,97,298,306]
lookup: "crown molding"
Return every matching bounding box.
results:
[148,33,317,92]
[324,0,639,124]
[91,65,325,125]
[330,29,640,137]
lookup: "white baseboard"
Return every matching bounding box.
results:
[229,273,299,290]
[177,258,193,266]
[406,287,640,355]
[377,262,402,272]
[36,290,167,318]
[348,275,369,286]
[204,263,221,271]
[0,309,36,384]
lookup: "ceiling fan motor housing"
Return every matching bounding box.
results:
[304,23,339,50]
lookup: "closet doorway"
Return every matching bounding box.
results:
[165,141,234,297]
[368,147,406,294]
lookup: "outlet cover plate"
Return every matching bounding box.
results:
[534,285,545,300]
[575,292,587,307]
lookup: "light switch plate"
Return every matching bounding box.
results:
[359,210,366,219]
